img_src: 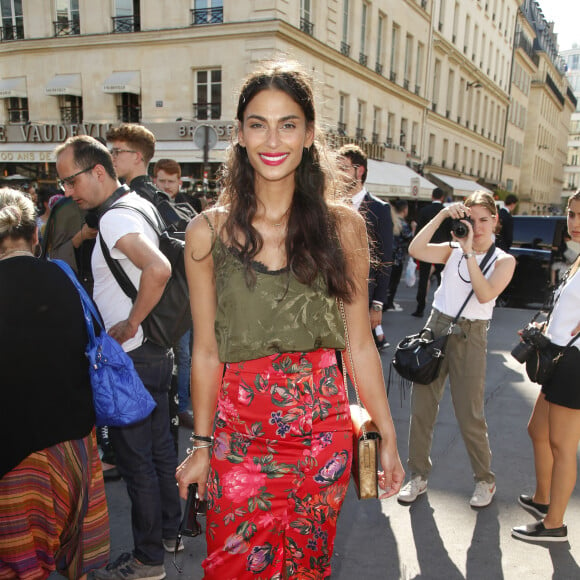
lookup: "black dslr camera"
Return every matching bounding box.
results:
[511,324,550,364]
[451,217,474,238]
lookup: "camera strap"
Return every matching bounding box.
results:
[448,244,497,332]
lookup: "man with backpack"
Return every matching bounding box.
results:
[56,135,182,579]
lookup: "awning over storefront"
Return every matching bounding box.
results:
[0,77,27,99]
[102,71,140,94]
[45,74,82,97]
[429,172,492,198]
[365,159,435,200]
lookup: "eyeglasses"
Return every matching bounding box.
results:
[172,483,206,572]
[58,165,96,190]
[110,148,138,157]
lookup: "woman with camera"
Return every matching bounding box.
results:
[398,191,515,507]
[512,191,580,543]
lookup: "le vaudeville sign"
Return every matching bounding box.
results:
[0,121,235,162]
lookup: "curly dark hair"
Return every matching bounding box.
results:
[218,61,353,299]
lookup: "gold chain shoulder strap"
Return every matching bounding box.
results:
[338,298,369,441]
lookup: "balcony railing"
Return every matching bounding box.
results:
[8,107,28,123]
[112,15,138,33]
[60,106,83,124]
[403,78,410,90]
[375,62,383,75]
[194,102,221,120]
[340,41,350,57]
[415,84,421,95]
[355,127,364,140]
[54,17,80,36]
[389,71,397,82]
[371,132,379,144]
[337,122,347,135]
[0,23,24,41]
[191,7,223,25]
[300,17,314,36]
[117,105,141,123]
[359,53,368,66]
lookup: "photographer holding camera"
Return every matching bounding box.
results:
[512,190,580,543]
[398,192,515,507]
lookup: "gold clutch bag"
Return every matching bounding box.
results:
[350,404,381,499]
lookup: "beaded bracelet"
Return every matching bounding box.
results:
[191,433,214,443]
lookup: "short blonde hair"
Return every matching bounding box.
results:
[0,188,37,245]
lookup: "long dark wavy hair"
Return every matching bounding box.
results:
[219,61,353,299]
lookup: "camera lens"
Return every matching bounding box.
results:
[511,340,534,364]
[452,219,469,238]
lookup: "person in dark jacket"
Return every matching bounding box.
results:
[412,188,451,317]
[338,144,394,349]
[497,193,518,252]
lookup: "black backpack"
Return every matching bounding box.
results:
[99,202,192,349]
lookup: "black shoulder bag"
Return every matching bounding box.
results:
[392,245,497,386]
[99,203,192,349]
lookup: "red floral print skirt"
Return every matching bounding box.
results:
[203,349,352,580]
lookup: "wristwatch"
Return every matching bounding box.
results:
[463,251,476,259]
[371,303,383,312]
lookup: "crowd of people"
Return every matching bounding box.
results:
[1,59,579,580]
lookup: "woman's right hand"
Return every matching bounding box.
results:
[175,448,211,500]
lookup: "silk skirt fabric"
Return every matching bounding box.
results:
[0,430,109,580]
[203,349,352,580]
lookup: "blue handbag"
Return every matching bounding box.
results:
[52,259,156,427]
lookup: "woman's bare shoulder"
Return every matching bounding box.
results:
[186,206,228,260]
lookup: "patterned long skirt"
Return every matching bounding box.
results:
[203,349,353,580]
[0,429,110,580]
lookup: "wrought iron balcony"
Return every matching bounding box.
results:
[340,42,350,57]
[389,71,397,82]
[375,62,383,75]
[117,104,141,123]
[191,7,224,25]
[403,78,410,90]
[371,132,379,144]
[300,17,314,36]
[194,102,221,120]
[112,16,138,33]
[60,106,83,124]
[359,53,368,66]
[54,17,80,36]
[355,127,364,140]
[337,122,347,135]
[0,23,24,41]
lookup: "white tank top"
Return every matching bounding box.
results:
[432,246,504,321]
[546,269,580,350]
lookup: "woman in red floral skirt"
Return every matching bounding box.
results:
[176,60,404,579]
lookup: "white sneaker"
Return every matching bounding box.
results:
[162,537,184,553]
[470,481,496,507]
[398,476,428,503]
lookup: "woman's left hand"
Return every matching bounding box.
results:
[377,442,405,499]
[572,320,580,337]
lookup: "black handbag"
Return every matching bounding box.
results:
[392,245,497,386]
[525,334,580,385]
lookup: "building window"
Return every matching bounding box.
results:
[341,0,349,51]
[300,0,314,35]
[386,113,394,146]
[55,0,80,36]
[0,0,23,40]
[389,24,399,82]
[191,0,223,25]
[400,117,408,148]
[338,93,348,134]
[415,43,423,95]
[195,69,221,120]
[60,95,82,123]
[404,35,413,89]
[7,97,28,123]
[432,59,441,110]
[113,0,140,33]
[372,107,381,143]
[375,13,385,74]
[359,2,368,65]
[438,0,445,32]
[117,93,140,122]
[356,100,365,139]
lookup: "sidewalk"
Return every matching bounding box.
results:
[104,282,580,579]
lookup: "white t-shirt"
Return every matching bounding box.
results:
[547,270,580,350]
[432,246,504,321]
[92,191,160,352]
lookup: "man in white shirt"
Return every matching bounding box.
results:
[55,135,181,580]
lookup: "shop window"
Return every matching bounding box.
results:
[117,93,140,122]
[60,95,83,124]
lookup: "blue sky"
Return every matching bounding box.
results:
[539,0,580,52]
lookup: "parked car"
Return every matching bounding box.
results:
[499,215,567,308]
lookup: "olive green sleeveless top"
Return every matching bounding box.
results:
[209,223,345,363]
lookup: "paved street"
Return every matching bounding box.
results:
[104,283,580,579]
